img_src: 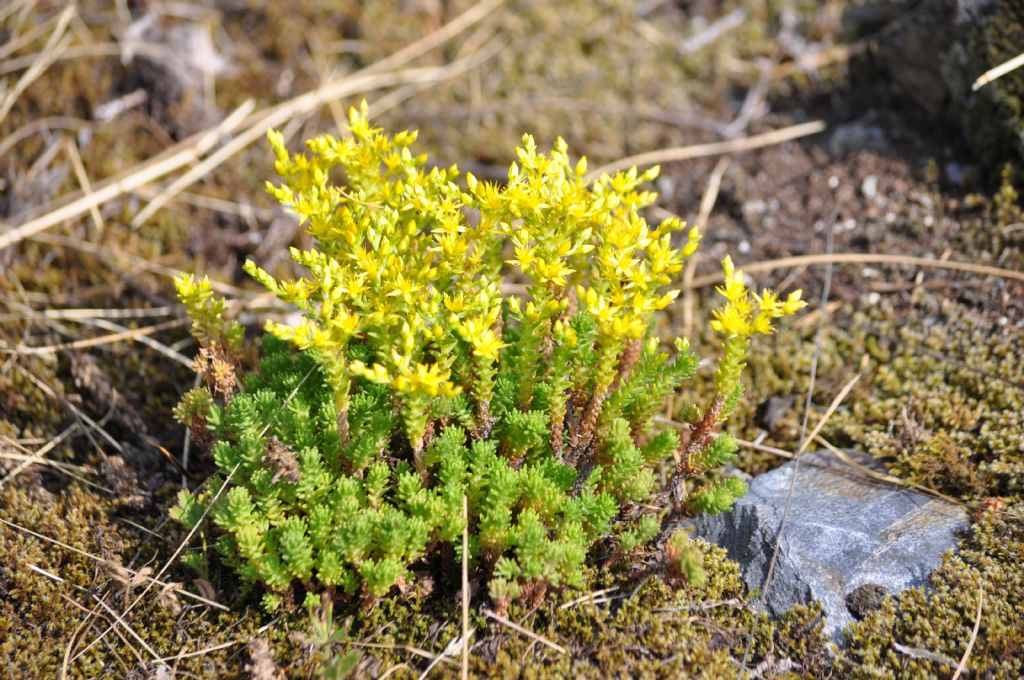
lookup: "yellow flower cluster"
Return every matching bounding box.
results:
[248,103,708,456]
[705,255,806,406]
[467,135,700,346]
[710,256,806,338]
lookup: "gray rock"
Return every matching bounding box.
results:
[828,121,887,156]
[849,0,995,115]
[689,450,970,643]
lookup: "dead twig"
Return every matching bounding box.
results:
[0,5,75,125]
[481,609,567,655]
[0,517,227,611]
[687,253,1024,287]
[461,494,471,680]
[951,582,984,680]
[1,318,188,356]
[0,99,256,250]
[972,50,1024,91]
[585,120,826,180]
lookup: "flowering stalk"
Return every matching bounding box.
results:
[669,256,806,516]
[171,105,804,613]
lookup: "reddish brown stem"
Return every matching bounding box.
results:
[610,339,642,391]
[669,393,726,515]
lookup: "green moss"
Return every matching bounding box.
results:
[324,538,829,679]
[217,0,837,166]
[945,0,1024,171]
[838,510,1024,678]
[709,293,1024,676]
[832,302,1024,505]
[0,483,328,678]
[0,482,833,678]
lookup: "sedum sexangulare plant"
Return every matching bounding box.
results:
[171,103,805,612]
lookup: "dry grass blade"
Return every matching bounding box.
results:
[417,629,474,680]
[585,120,826,180]
[34,306,174,321]
[365,0,504,75]
[16,362,123,453]
[130,0,504,229]
[734,436,795,460]
[131,184,267,220]
[972,50,1024,90]
[155,639,243,663]
[96,361,319,647]
[796,374,860,455]
[951,582,984,680]
[0,42,169,77]
[891,642,957,665]
[63,138,105,236]
[0,99,255,250]
[2,318,188,356]
[461,494,471,680]
[349,641,456,663]
[0,517,228,611]
[481,609,567,654]
[131,44,502,229]
[25,564,162,662]
[2,0,504,250]
[0,423,78,485]
[657,368,856,463]
[687,253,1024,287]
[815,435,1024,522]
[0,6,56,60]
[742,220,839,666]
[558,586,619,610]
[0,115,91,157]
[0,5,75,125]
[0,1,28,25]
[813,436,904,485]
[694,157,730,231]
[78,317,192,367]
[61,597,101,680]
[679,156,730,336]
[0,453,108,492]
[28,232,249,297]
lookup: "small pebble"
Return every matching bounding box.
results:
[846,583,889,620]
[861,175,878,200]
[656,177,675,201]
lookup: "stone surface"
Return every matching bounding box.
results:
[689,451,971,643]
[845,0,995,115]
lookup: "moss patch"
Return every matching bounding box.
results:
[329,539,830,679]
[838,510,1024,678]
[0,477,834,677]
